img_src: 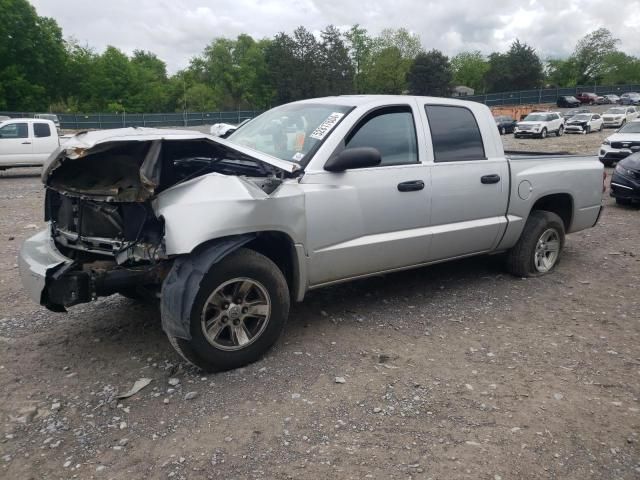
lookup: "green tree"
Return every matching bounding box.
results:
[407,50,452,96]
[573,28,619,84]
[363,46,407,94]
[451,51,488,93]
[484,40,543,92]
[545,57,579,87]
[319,25,354,96]
[0,0,67,110]
[345,25,372,93]
[264,32,298,104]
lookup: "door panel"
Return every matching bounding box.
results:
[303,103,432,286]
[422,104,510,261]
[429,160,509,260]
[303,165,431,285]
[0,122,32,165]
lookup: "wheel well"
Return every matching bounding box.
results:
[531,194,573,231]
[245,232,298,298]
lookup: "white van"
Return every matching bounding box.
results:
[0,118,62,169]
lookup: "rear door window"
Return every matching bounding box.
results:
[425,105,485,162]
[34,123,51,138]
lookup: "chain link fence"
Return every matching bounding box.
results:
[0,110,263,130]
[2,84,640,128]
[462,84,640,107]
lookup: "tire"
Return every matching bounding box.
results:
[556,126,564,137]
[168,248,290,373]
[500,127,506,135]
[540,128,547,139]
[615,197,632,206]
[506,211,565,278]
[599,123,603,132]
[585,126,591,134]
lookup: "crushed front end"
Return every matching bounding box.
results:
[19,127,295,312]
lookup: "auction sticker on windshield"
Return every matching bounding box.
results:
[309,112,344,140]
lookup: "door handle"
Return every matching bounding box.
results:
[22,141,31,144]
[481,174,501,184]
[397,180,425,192]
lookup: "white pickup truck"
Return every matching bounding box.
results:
[0,118,62,169]
[19,95,605,372]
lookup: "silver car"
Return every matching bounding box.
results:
[19,96,604,372]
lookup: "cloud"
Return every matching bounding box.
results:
[29,0,640,73]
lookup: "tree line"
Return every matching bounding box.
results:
[2,0,640,113]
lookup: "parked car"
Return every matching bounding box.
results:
[563,108,591,120]
[0,118,63,170]
[620,93,640,105]
[34,113,60,130]
[599,119,640,167]
[610,152,640,205]
[210,119,251,138]
[597,94,621,105]
[576,92,599,105]
[602,106,638,128]
[19,96,604,372]
[494,115,517,135]
[564,113,604,134]
[514,112,565,138]
[557,96,581,108]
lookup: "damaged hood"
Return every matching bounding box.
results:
[42,127,300,182]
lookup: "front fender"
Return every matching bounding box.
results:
[160,234,256,340]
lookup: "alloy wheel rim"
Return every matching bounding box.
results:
[534,229,560,273]
[200,278,271,351]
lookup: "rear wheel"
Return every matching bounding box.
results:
[167,248,290,373]
[506,211,565,278]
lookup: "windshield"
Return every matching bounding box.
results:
[607,108,625,114]
[572,114,591,121]
[227,103,352,163]
[523,114,547,121]
[618,122,640,134]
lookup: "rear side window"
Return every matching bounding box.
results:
[34,123,51,138]
[345,107,418,166]
[425,105,485,162]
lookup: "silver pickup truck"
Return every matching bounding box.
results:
[19,96,605,372]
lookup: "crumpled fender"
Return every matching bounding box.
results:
[160,234,256,340]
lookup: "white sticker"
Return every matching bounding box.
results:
[309,112,344,140]
[292,152,304,162]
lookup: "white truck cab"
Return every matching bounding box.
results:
[0,118,61,169]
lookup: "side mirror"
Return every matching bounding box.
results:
[324,147,382,172]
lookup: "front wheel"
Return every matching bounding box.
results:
[556,126,564,137]
[500,127,506,135]
[540,128,548,139]
[506,211,565,277]
[168,248,290,372]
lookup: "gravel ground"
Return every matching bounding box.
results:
[1,127,639,479]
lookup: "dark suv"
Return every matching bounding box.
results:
[557,96,581,108]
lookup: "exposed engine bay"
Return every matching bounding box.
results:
[40,130,294,309]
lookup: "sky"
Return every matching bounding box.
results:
[29,0,640,74]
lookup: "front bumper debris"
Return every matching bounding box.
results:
[19,227,167,312]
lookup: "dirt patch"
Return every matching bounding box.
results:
[1,151,639,478]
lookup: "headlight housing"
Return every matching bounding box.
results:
[602,140,610,146]
[615,164,634,176]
